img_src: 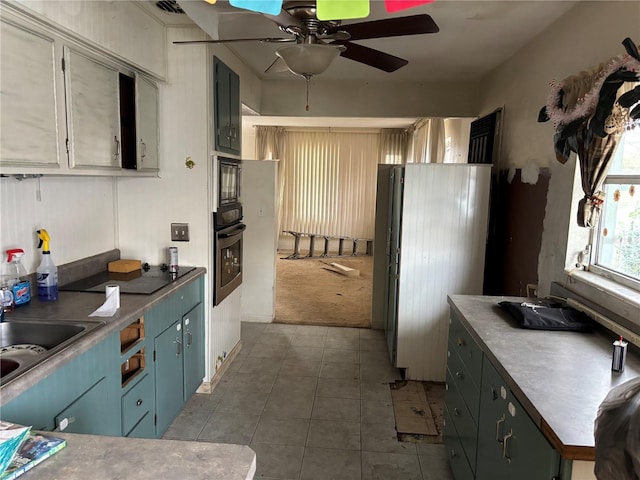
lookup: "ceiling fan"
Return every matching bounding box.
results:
[174,0,439,76]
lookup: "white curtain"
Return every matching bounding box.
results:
[256,126,287,234]
[256,126,286,160]
[379,128,412,164]
[255,123,448,242]
[280,130,381,239]
[412,118,446,163]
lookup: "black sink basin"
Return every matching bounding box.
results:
[1,358,20,377]
[0,322,86,350]
[0,320,102,385]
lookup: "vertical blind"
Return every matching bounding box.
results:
[256,120,452,240]
[280,130,382,239]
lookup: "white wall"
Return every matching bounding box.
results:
[0,176,116,273]
[12,0,167,79]
[260,79,480,117]
[475,0,640,300]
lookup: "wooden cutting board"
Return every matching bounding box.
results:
[108,259,142,273]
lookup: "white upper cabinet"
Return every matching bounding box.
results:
[0,3,161,177]
[64,46,122,170]
[0,19,60,167]
[136,73,159,173]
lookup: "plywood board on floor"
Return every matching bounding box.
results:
[391,380,444,443]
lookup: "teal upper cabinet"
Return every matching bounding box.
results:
[214,57,241,155]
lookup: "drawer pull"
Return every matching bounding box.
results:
[496,414,505,442]
[502,429,513,463]
[456,338,466,347]
[453,407,461,417]
[455,371,464,380]
[136,399,143,406]
[450,449,457,459]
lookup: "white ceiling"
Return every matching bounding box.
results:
[156,0,578,83]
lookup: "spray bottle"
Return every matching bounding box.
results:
[6,248,31,306]
[36,229,58,302]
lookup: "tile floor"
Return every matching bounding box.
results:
[163,322,455,480]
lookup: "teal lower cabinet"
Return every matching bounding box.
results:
[1,332,121,436]
[154,301,205,435]
[446,309,561,480]
[475,360,560,480]
[121,373,155,438]
[183,302,205,401]
[444,406,475,480]
[126,411,156,438]
[154,318,186,434]
[1,277,205,440]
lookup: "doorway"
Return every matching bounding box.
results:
[274,246,374,328]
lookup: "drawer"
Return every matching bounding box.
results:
[446,368,478,472]
[178,279,201,314]
[449,312,483,384]
[447,346,480,422]
[122,373,153,435]
[444,406,475,480]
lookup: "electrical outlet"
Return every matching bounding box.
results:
[171,223,190,242]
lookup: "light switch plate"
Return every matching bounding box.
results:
[171,223,190,242]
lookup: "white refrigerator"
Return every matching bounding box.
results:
[372,163,491,381]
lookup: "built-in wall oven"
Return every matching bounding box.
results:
[218,156,241,208]
[213,205,245,305]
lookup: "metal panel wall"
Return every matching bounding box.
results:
[396,164,491,381]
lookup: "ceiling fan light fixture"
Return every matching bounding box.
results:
[276,44,342,76]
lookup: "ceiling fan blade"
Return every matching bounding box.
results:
[264,56,290,73]
[173,37,294,45]
[330,14,439,41]
[333,41,408,72]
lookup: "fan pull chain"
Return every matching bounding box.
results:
[305,75,310,111]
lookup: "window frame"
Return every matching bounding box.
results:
[588,129,640,292]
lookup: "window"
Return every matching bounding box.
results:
[592,128,640,289]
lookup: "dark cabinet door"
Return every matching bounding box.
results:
[214,57,240,155]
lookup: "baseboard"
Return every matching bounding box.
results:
[240,313,273,323]
[196,341,242,394]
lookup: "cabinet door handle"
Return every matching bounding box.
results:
[502,429,513,463]
[114,136,120,162]
[175,338,182,356]
[450,449,457,459]
[496,414,505,442]
[453,407,461,417]
[186,329,193,347]
[136,399,143,406]
[455,371,464,380]
[457,338,465,347]
[140,140,146,159]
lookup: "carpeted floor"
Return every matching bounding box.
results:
[275,252,373,328]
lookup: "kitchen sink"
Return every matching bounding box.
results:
[0,320,102,385]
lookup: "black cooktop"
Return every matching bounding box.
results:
[59,264,196,295]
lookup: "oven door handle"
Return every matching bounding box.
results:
[218,223,246,238]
